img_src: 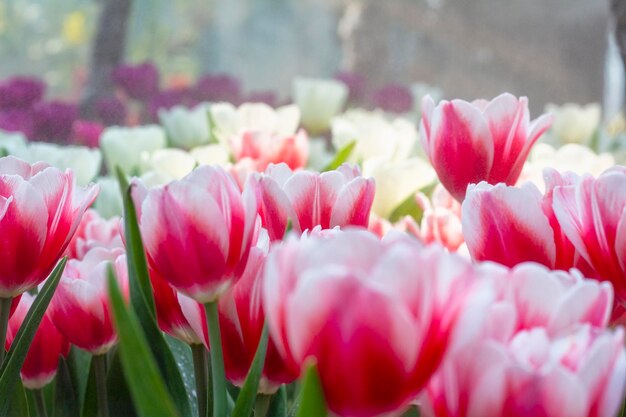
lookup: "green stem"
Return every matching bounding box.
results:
[93,354,109,417]
[254,394,271,417]
[205,301,227,417]
[33,388,48,417]
[192,343,209,417]
[0,297,12,366]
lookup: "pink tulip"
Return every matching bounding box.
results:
[462,174,591,272]
[233,129,309,171]
[415,185,464,251]
[552,166,626,306]
[66,209,123,260]
[132,165,259,303]
[49,247,128,354]
[422,325,626,417]
[175,230,300,391]
[0,156,98,297]
[255,163,375,241]
[151,268,205,346]
[420,93,552,201]
[6,293,69,389]
[485,262,613,337]
[263,229,492,417]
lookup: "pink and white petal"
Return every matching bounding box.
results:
[462,182,556,268]
[548,280,613,332]
[329,177,375,229]
[259,176,297,240]
[283,171,320,232]
[540,367,588,417]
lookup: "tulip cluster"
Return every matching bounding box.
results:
[1,83,626,417]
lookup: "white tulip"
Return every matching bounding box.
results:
[12,142,101,186]
[0,130,27,155]
[363,156,437,219]
[331,109,417,163]
[93,176,123,219]
[190,143,231,166]
[100,125,166,175]
[519,143,615,192]
[139,148,197,187]
[293,77,348,135]
[306,139,334,171]
[544,103,601,145]
[159,103,211,149]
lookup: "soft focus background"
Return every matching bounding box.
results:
[0,0,619,115]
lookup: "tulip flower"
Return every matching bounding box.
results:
[99,125,166,175]
[158,103,212,149]
[263,230,493,417]
[420,93,553,201]
[293,77,348,135]
[415,184,464,251]
[421,325,626,417]
[255,163,375,241]
[462,172,590,272]
[544,102,601,146]
[0,156,98,297]
[66,209,123,260]
[132,164,258,303]
[31,100,79,142]
[552,166,626,306]
[93,176,124,219]
[112,62,160,101]
[11,142,102,186]
[49,247,128,354]
[6,293,70,389]
[139,148,196,187]
[0,76,45,110]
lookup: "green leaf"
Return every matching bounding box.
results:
[230,325,270,417]
[399,405,421,417]
[267,386,287,417]
[53,357,79,417]
[115,168,155,316]
[388,191,423,223]
[6,380,29,417]
[64,348,92,417]
[107,267,180,417]
[116,167,192,417]
[295,365,327,417]
[322,141,356,172]
[0,258,67,416]
[106,349,137,417]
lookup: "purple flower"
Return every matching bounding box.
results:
[112,62,160,101]
[96,96,127,126]
[335,72,367,105]
[147,88,194,122]
[71,120,104,148]
[32,101,79,142]
[0,109,34,138]
[370,84,413,113]
[195,74,242,104]
[0,77,46,110]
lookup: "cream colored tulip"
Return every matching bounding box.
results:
[545,103,601,145]
[100,125,166,175]
[93,176,123,219]
[159,103,211,149]
[293,77,348,136]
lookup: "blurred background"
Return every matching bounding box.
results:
[0,0,619,115]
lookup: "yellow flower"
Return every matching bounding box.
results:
[62,11,87,45]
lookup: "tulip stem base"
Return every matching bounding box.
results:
[192,343,209,417]
[205,301,227,417]
[0,297,12,366]
[93,354,109,417]
[33,388,48,417]
[255,394,272,417]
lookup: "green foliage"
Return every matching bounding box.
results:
[107,268,180,417]
[0,258,67,416]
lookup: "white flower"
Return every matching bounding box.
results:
[139,148,197,187]
[306,139,334,171]
[190,143,231,166]
[331,109,417,163]
[210,102,300,146]
[93,176,123,219]
[544,103,601,145]
[12,142,102,186]
[159,103,211,149]
[100,125,166,175]
[363,157,437,219]
[519,143,615,192]
[0,130,27,154]
[293,77,348,135]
